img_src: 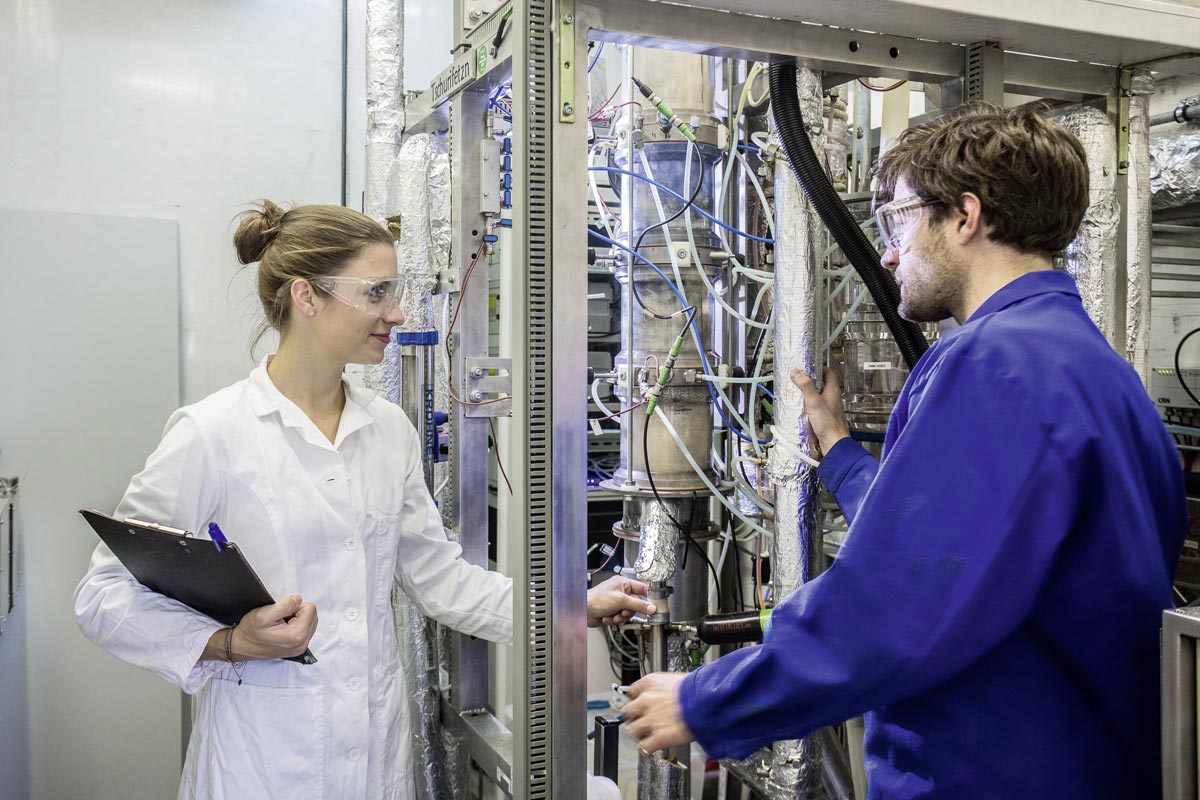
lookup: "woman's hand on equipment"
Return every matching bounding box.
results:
[587,575,656,628]
[230,594,319,661]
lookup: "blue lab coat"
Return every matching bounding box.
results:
[679,270,1186,799]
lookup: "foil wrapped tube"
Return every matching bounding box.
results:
[1060,107,1119,343]
[393,588,447,800]
[638,752,690,800]
[765,66,825,800]
[389,133,452,333]
[1125,70,1153,384]
[441,725,467,800]
[633,498,685,583]
[1150,126,1200,211]
[365,0,404,223]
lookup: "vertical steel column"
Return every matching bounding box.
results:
[510,0,588,796]
[1109,75,1131,354]
[549,2,589,791]
[447,87,491,713]
[1161,608,1200,799]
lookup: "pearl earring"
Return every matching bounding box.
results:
[307,309,315,316]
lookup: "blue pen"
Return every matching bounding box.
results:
[207,522,228,552]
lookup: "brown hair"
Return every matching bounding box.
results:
[875,102,1089,257]
[233,200,393,350]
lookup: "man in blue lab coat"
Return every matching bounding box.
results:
[623,103,1186,798]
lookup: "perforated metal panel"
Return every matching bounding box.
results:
[965,41,1004,105]
[514,0,554,795]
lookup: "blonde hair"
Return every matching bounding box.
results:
[232,200,393,350]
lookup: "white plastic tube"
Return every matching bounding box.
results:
[654,407,774,540]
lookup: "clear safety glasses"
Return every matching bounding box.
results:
[874,194,937,251]
[311,275,406,318]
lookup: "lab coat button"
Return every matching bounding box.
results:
[345,608,359,622]
[348,677,360,691]
[348,748,361,762]
[344,538,358,551]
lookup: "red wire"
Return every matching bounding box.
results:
[445,243,515,496]
[588,85,624,120]
[488,417,513,496]
[857,77,908,92]
[594,399,646,423]
[591,100,642,121]
[588,538,620,576]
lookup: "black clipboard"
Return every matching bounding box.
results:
[80,509,316,665]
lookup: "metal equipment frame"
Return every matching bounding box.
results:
[405,2,1196,797]
[1163,607,1200,799]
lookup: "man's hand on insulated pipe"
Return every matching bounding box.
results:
[791,367,851,456]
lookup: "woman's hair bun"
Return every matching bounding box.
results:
[233,200,287,264]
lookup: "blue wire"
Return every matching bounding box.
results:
[487,82,513,121]
[587,42,604,74]
[591,230,770,444]
[588,166,774,244]
[736,143,761,153]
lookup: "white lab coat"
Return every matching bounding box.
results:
[75,358,513,800]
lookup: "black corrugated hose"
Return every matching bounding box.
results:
[768,62,929,370]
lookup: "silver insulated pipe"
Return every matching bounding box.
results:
[762,66,825,800]
[1059,107,1120,344]
[1125,70,1154,385]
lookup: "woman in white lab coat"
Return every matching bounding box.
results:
[74,201,648,800]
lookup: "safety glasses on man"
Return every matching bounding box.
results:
[873,194,938,252]
[312,275,406,317]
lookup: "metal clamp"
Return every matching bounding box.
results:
[463,357,513,417]
[559,0,576,122]
[1118,68,1132,174]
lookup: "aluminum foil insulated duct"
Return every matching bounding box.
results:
[1125,70,1154,384]
[1060,107,1119,343]
[394,589,446,800]
[633,499,685,583]
[638,753,690,800]
[364,5,449,798]
[763,66,825,800]
[389,133,452,333]
[365,0,404,224]
[362,0,404,392]
[1150,127,1200,210]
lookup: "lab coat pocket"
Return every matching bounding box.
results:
[191,677,325,800]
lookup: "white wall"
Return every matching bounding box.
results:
[0,2,345,798]
[0,0,346,404]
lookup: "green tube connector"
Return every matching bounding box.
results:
[631,76,699,144]
[645,330,687,417]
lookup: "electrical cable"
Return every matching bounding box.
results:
[446,243,512,408]
[488,417,513,496]
[587,41,604,73]
[641,417,720,592]
[626,143,705,320]
[1174,327,1200,407]
[857,77,907,92]
[769,61,928,370]
[592,208,770,443]
[587,165,773,243]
